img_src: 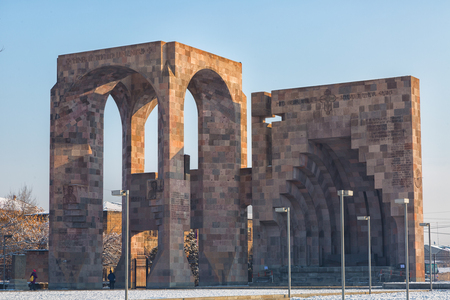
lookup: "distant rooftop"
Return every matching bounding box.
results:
[0,196,42,212]
[104,201,122,212]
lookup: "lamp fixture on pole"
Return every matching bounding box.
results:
[275,207,291,299]
[395,198,409,300]
[357,216,371,294]
[337,190,353,300]
[420,222,432,291]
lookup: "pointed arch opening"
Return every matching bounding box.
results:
[144,104,158,173]
[186,68,246,285]
[184,91,198,170]
[103,95,123,203]
[102,94,123,282]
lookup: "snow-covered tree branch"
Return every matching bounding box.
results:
[184,230,199,286]
[102,230,121,267]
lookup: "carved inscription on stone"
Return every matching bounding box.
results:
[63,185,78,204]
[366,117,413,188]
[147,179,163,200]
[62,185,89,227]
[414,168,422,188]
[277,90,394,113]
[65,47,154,65]
[147,179,164,223]
[366,117,405,144]
[170,191,189,221]
[391,152,413,188]
[319,89,336,115]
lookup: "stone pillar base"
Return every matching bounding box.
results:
[9,279,29,290]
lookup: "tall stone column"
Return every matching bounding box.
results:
[188,69,247,285]
[251,92,277,272]
[49,91,107,289]
[146,61,193,288]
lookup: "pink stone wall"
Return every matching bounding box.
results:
[50,41,247,288]
[252,76,424,281]
[26,250,48,283]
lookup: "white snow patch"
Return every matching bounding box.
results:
[0,288,446,300]
[103,201,122,211]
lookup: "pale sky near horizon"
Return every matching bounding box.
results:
[1,1,450,245]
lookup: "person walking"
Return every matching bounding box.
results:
[29,269,38,290]
[107,270,116,289]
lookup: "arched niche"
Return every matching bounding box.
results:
[49,65,158,289]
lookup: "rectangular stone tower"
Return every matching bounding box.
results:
[251,76,423,281]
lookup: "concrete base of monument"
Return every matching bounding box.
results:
[48,282,103,290]
[251,266,408,287]
[384,282,450,289]
[146,281,196,288]
[8,279,28,290]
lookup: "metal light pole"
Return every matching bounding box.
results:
[112,190,129,300]
[3,234,12,290]
[420,222,432,291]
[434,254,436,282]
[395,198,409,300]
[275,207,291,299]
[337,190,353,300]
[357,216,371,294]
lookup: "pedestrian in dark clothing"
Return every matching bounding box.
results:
[29,269,38,290]
[107,270,116,289]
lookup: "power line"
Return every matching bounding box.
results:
[424,211,450,214]
[427,232,450,236]
[424,225,450,229]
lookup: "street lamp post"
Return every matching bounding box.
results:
[395,198,409,300]
[419,222,432,291]
[3,234,12,290]
[434,254,436,282]
[275,207,291,299]
[357,216,371,294]
[337,190,353,300]
[112,190,129,300]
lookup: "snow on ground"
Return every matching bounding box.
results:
[0,288,448,300]
[306,290,450,299]
[439,267,450,273]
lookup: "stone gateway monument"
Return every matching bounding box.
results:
[49,41,423,289]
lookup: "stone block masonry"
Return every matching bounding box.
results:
[50,41,423,288]
[50,41,247,288]
[252,76,423,281]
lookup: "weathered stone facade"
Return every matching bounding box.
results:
[251,76,423,281]
[50,41,247,289]
[49,41,423,289]
[25,250,49,283]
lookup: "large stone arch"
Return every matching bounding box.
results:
[50,63,160,289]
[50,42,247,289]
[281,183,314,266]
[187,68,247,285]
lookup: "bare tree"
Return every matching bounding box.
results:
[102,230,122,268]
[5,185,40,214]
[145,245,158,263]
[0,185,47,279]
[0,211,48,252]
[184,230,199,286]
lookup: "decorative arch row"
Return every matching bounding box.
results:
[276,138,395,267]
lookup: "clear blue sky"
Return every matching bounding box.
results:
[1,1,449,244]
